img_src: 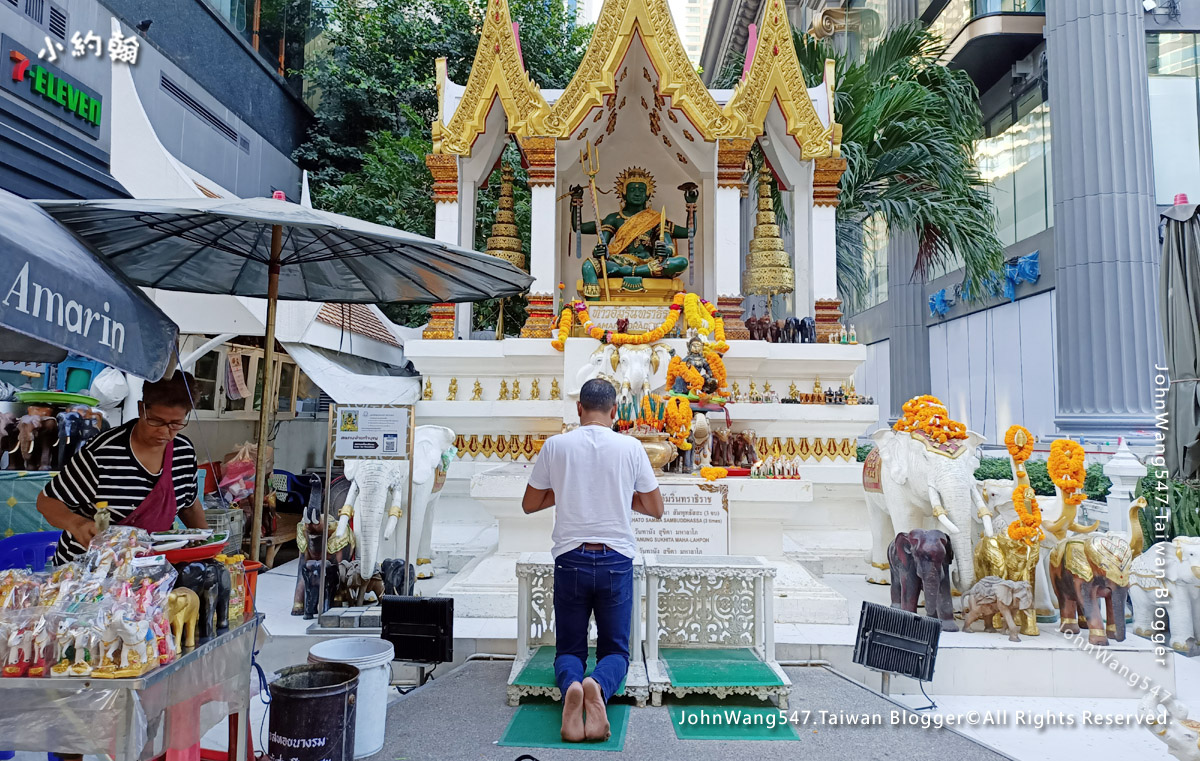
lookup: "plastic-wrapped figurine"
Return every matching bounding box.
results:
[2,620,29,677]
[25,614,50,677]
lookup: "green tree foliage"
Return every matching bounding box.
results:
[1136,469,1200,542]
[714,22,1004,310]
[295,0,590,330]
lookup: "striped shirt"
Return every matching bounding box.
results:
[43,421,199,563]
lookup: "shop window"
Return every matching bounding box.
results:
[1147,33,1200,204]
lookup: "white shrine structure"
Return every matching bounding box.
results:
[404,0,875,624]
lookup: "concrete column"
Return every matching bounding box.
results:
[791,165,814,317]
[715,185,743,300]
[434,200,459,245]
[810,204,837,301]
[457,181,478,339]
[1047,0,1163,435]
[528,183,557,294]
[887,232,930,420]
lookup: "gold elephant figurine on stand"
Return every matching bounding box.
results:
[973,533,1041,636]
[168,587,200,651]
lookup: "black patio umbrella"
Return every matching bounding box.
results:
[1160,203,1200,481]
[37,195,534,559]
[0,189,178,379]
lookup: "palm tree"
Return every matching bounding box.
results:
[717,21,1004,309]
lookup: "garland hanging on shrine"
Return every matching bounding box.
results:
[550,292,728,353]
[1048,439,1087,508]
[892,395,967,443]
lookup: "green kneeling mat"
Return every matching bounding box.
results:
[668,698,799,741]
[513,646,627,696]
[660,647,785,688]
[498,700,631,751]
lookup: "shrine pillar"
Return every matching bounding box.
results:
[716,138,754,338]
[520,137,557,338]
[811,156,846,342]
[424,153,461,339]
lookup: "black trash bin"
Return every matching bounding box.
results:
[268,662,359,761]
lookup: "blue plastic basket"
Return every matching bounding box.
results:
[0,531,59,571]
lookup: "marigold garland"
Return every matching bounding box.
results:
[1048,439,1087,507]
[1004,425,1034,464]
[1008,485,1044,545]
[664,396,692,450]
[551,307,573,351]
[665,356,704,394]
[892,395,967,444]
[700,467,728,481]
[548,292,728,353]
[703,349,727,393]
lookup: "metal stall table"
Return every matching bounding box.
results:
[0,614,262,761]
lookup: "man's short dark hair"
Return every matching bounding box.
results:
[579,378,617,412]
[142,371,196,411]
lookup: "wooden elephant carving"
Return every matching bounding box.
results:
[167,587,200,650]
[1050,532,1132,646]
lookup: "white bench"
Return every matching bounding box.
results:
[643,554,790,708]
[509,551,650,707]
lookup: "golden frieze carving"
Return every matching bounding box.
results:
[717,137,754,188]
[454,433,549,460]
[518,136,556,186]
[813,156,847,207]
[425,153,459,203]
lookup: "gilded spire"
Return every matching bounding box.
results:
[744,165,794,296]
[485,163,525,269]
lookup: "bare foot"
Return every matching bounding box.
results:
[582,677,610,741]
[561,682,585,742]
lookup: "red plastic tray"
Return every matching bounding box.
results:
[724,467,750,477]
[155,540,225,564]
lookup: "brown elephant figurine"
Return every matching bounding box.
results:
[962,576,1033,642]
[768,320,782,343]
[1049,532,1132,646]
[13,414,57,470]
[356,571,386,605]
[710,428,734,467]
[732,430,759,467]
[0,412,17,468]
[293,475,354,615]
[167,587,200,650]
[887,529,957,632]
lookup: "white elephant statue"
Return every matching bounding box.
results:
[863,428,988,594]
[979,478,1101,618]
[1139,692,1200,761]
[614,344,673,406]
[1131,536,1200,654]
[572,344,618,397]
[334,425,457,584]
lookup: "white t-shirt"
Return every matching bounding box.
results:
[527,424,658,558]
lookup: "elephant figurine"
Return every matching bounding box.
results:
[1049,532,1133,646]
[175,560,232,639]
[799,316,816,343]
[302,560,339,619]
[55,410,81,469]
[380,558,416,597]
[781,317,801,343]
[1130,537,1200,654]
[615,344,673,408]
[710,428,734,467]
[972,532,1041,636]
[12,414,57,471]
[768,320,782,343]
[0,412,16,468]
[962,576,1034,642]
[293,475,355,616]
[333,426,457,590]
[167,587,200,650]
[1138,692,1200,761]
[888,530,957,631]
[732,430,758,468]
[573,344,618,398]
[863,427,988,595]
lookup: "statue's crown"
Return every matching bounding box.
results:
[614,167,656,199]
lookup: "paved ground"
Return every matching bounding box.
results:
[377,662,1014,761]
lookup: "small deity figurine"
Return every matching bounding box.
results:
[530,379,541,400]
[422,378,433,401]
[748,380,759,403]
[550,378,561,401]
[572,167,694,300]
[512,379,521,400]
[788,382,799,401]
[471,380,483,401]
[763,381,773,397]
[498,380,510,401]
[672,335,719,395]
[446,378,458,401]
[731,381,741,401]
[812,376,822,397]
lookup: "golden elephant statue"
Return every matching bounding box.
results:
[973,533,1040,636]
[168,587,200,651]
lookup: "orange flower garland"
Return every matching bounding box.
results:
[664,396,693,450]
[892,395,967,443]
[1004,425,1034,464]
[1048,439,1087,507]
[700,467,728,481]
[548,293,728,353]
[1008,485,1044,545]
[666,356,704,394]
[551,307,573,351]
[703,349,727,393]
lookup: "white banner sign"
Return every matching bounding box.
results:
[633,482,728,555]
[334,405,408,459]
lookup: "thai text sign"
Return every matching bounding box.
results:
[334,405,408,459]
[633,482,728,555]
[586,305,672,333]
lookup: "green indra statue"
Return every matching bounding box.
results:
[571,167,695,300]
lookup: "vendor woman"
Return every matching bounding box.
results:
[37,371,209,563]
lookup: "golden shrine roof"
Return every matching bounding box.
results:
[432,0,839,159]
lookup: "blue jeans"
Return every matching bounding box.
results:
[553,546,633,702]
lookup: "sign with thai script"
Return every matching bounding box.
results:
[585,305,672,334]
[633,482,728,555]
[334,405,409,459]
[4,35,103,139]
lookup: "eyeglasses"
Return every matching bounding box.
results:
[143,416,188,432]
